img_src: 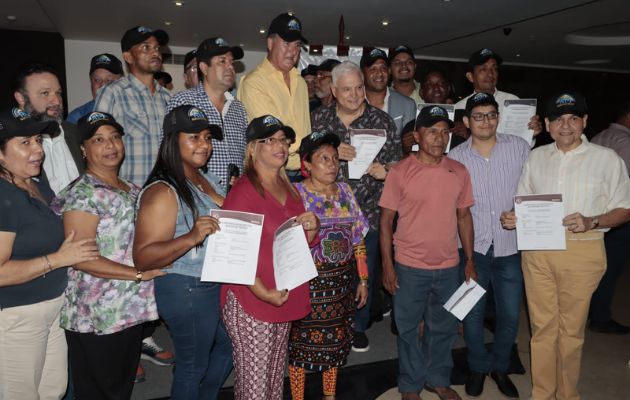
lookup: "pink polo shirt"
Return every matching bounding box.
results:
[220,176,312,323]
[379,156,474,269]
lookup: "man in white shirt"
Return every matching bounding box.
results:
[501,91,630,400]
[13,62,84,193]
[453,49,542,140]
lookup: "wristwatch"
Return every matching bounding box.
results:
[590,217,600,230]
[135,269,143,283]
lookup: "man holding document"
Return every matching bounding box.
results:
[380,106,475,400]
[501,91,630,400]
[448,92,530,398]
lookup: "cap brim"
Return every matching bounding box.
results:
[229,46,244,60]
[151,30,169,46]
[418,117,454,129]
[81,120,125,141]
[7,120,59,138]
[278,32,308,44]
[184,121,223,141]
[546,108,585,120]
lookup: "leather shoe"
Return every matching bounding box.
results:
[588,319,630,334]
[490,371,519,398]
[465,370,486,397]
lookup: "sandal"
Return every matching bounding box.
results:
[424,384,461,400]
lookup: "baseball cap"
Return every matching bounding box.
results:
[301,64,318,78]
[196,37,244,63]
[464,92,499,116]
[468,48,503,70]
[245,115,296,143]
[317,59,341,73]
[77,112,125,142]
[0,108,58,140]
[89,53,123,75]
[183,50,197,71]
[388,45,414,62]
[163,105,223,140]
[545,91,588,120]
[154,71,172,84]
[298,131,341,159]
[415,105,454,128]
[121,26,169,52]
[360,48,388,69]
[268,13,308,43]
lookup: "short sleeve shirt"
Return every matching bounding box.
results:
[379,156,474,269]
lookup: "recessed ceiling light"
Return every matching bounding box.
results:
[164,21,172,26]
[287,10,294,16]
[345,36,351,40]
[381,20,390,26]
[173,1,184,6]
[240,44,245,47]
[516,53,521,57]
[6,15,17,21]
[259,28,266,34]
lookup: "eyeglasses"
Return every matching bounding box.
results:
[256,137,292,146]
[185,65,197,73]
[470,111,499,121]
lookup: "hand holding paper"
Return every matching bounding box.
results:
[443,279,486,321]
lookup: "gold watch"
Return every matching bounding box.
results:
[135,269,143,283]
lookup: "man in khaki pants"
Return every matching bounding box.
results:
[501,91,630,400]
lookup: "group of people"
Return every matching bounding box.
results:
[1,10,630,400]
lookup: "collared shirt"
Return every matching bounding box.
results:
[67,99,95,124]
[167,84,248,188]
[392,81,423,105]
[237,57,311,170]
[591,123,630,175]
[94,74,171,186]
[448,134,530,256]
[517,135,630,237]
[311,102,402,231]
[42,124,80,194]
[366,88,390,113]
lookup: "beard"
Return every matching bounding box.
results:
[22,94,63,124]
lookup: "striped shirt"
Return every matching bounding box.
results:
[517,135,630,237]
[167,85,248,189]
[448,134,530,256]
[94,74,171,186]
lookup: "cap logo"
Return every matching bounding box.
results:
[287,19,301,31]
[480,48,493,56]
[188,107,207,121]
[215,38,228,46]
[263,115,280,127]
[429,106,447,117]
[395,45,408,51]
[11,107,30,121]
[370,48,385,58]
[87,112,108,124]
[309,131,325,141]
[556,94,576,107]
[94,54,111,64]
[137,26,152,34]
[472,92,490,101]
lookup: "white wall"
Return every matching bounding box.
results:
[64,39,266,110]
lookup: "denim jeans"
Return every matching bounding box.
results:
[459,247,522,373]
[394,262,459,392]
[354,230,380,333]
[154,274,233,400]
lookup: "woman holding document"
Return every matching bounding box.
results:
[133,105,233,400]
[287,132,370,400]
[220,115,320,400]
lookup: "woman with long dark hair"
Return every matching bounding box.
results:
[133,105,233,400]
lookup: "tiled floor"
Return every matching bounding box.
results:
[132,267,630,399]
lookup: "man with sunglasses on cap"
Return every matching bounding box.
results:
[67,53,124,124]
[168,37,248,192]
[380,105,475,400]
[238,13,310,182]
[94,25,171,186]
[448,93,530,398]
[501,91,630,400]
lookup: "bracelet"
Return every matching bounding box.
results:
[42,255,53,278]
[359,280,369,288]
[135,269,143,283]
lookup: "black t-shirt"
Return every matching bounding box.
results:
[0,178,67,309]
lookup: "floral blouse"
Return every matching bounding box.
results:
[52,174,158,335]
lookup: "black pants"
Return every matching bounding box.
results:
[66,324,144,400]
[589,222,630,322]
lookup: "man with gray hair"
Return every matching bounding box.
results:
[311,61,402,352]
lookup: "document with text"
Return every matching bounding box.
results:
[273,217,318,290]
[348,129,386,179]
[514,193,566,250]
[498,99,537,144]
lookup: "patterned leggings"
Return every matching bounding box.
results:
[288,365,339,399]
[221,291,290,400]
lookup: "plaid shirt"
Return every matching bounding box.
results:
[94,74,171,186]
[167,84,248,189]
[311,102,402,231]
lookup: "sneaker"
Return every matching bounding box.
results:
[351,332,370,352]
[141,336,175,366]
[134,364,146,384]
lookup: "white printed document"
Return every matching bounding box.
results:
[348,129,386,179]
[498,99,537,144]
[443,279,486,321]
[273,217,318,290]
[201,210,264,284]
[514,193,566,250]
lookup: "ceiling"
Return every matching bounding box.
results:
[1,0,630,72]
